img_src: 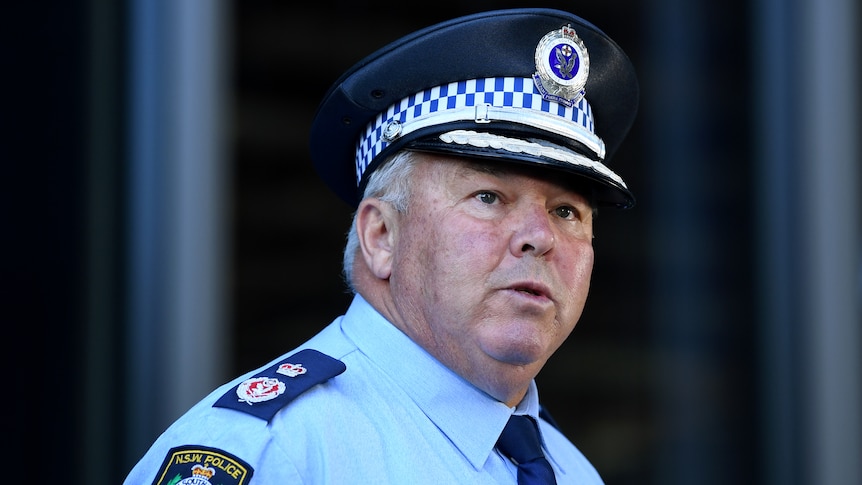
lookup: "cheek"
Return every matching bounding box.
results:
[395,213,479,287]
[455,220,495,247]
[561,243,595,299]
[419,210,497,256]
[574,243,595,277]
[443,223,507,275]
[414,221,504,316]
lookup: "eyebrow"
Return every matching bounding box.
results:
[454,160,507,178]
[452,158,596,207]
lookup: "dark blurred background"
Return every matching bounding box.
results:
[12,1,860,484]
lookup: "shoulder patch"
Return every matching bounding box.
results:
[151,445,253,485]
[213,348,346,421]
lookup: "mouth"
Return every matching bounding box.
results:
[511,282,552,300]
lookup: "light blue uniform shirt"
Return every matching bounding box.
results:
[124,295,604,484]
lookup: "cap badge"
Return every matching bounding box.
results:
[533,25,589,107]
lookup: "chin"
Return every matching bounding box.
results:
[485,324,554,361]
[486,341,549,368]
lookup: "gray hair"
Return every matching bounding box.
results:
[342,150,421,290]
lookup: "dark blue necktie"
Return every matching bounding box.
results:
[496,415,557,484]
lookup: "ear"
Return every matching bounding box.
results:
[356,198,397,280]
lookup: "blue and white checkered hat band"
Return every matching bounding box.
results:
[354,77,607,186]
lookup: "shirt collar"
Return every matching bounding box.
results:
[341,294,534,469]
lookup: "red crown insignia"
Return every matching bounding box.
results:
[277,362,307,377]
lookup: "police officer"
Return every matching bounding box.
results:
[124,8,638,484]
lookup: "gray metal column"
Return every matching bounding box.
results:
[754,0,861,484]
[124,0,231,469]
[799,0,861,483]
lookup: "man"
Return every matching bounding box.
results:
[124,7,638,484]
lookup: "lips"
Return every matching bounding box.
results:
[510,281,552,300]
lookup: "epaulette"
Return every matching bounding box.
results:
[213,349,346,421]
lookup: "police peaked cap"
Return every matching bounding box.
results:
[309,8,639,209]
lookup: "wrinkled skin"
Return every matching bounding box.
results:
[356,153,595,407]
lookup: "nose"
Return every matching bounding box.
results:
[509,203,555,257]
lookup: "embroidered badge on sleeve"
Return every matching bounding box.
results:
[151,445,253,485]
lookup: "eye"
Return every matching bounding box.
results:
[476,191,499,205]
[552,205,578,220]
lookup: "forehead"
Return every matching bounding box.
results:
[413,152,597,202]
